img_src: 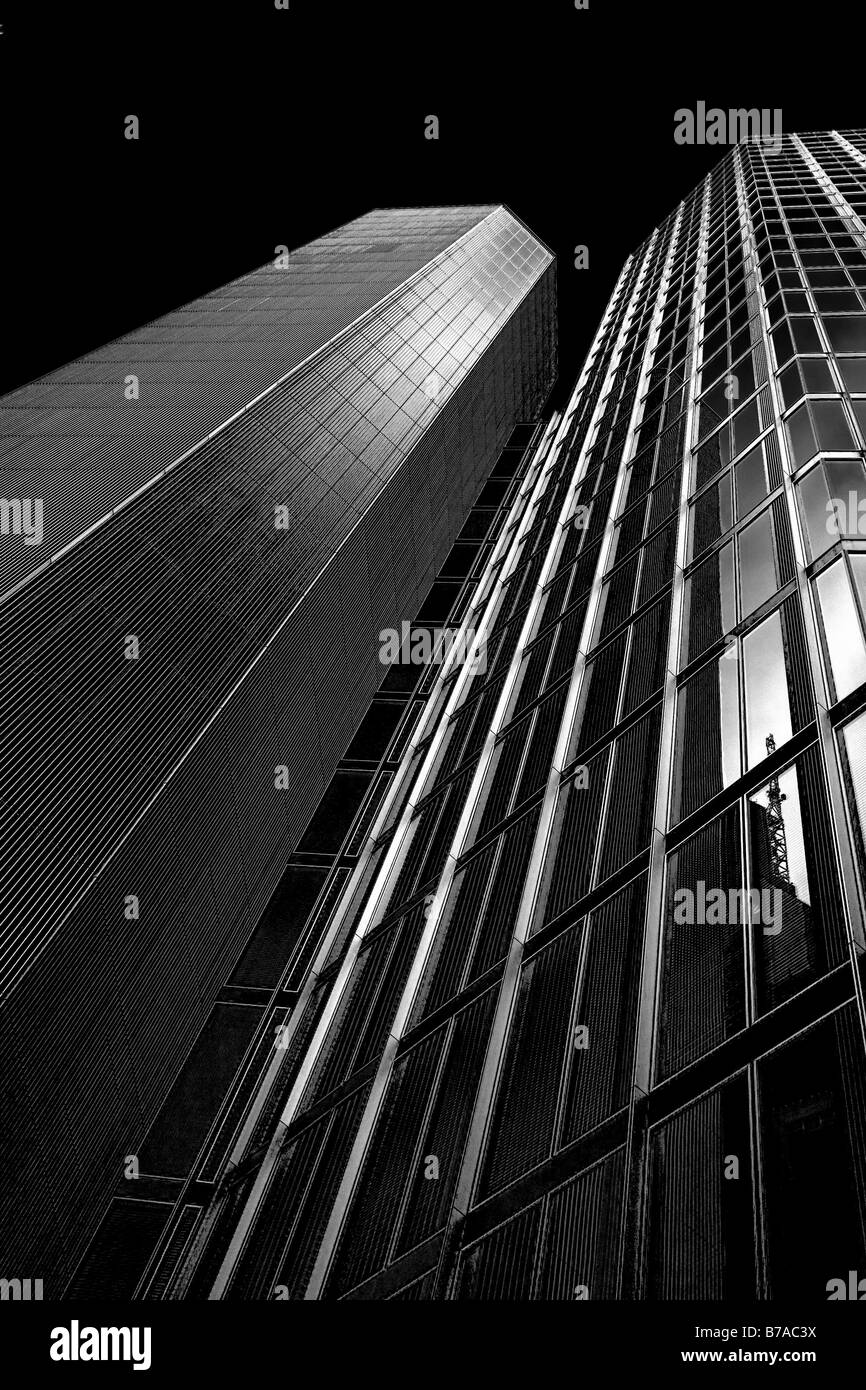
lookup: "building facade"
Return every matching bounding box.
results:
[145,129,866,1302]
[0,207,556,1292]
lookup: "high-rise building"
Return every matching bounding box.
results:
[0,206,556,1293]
[135,129,866,1303]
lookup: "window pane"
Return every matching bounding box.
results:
[657,808,745,1080]
[838,357,866,393]
[735,442,769,518]
[841,708,866,873]
[681,543,736,666]
[733,397,760,457]
[797,463,833,558]
[792,318,822,353]
[815,560,866,702]
[743,610,792,768]
[779,362,803,411]
[812,400,855,452]
[748,749,846,1014]
[672,649,740,822]
[690,474,733,559]
[825,458,866,542]
[759,1008,866,1298]
[739,508,777,618]
[848,553,866,618]
[801,358,834,394]
[823,315,866,353]
[786,403,817,468]
[645,1077,756,1297]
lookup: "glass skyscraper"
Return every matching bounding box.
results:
[129,129,866,1304]
[0,207,556,1294]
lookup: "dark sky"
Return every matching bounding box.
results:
[1,1,862,411]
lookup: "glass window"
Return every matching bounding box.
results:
[823,316,866,353]
[728,352,756,406]
[779,362,803,411]
[739,509,777,618]
[798,458,866,558]
[658,808,745,1079]
[849,553,866,615]
[801,358,835,394]
[838,357,866,393]
[694,429,728,489]
[749,746,846,1015]
[681,543,736,667]
[786,403,817,468]
[690,473,733,560]
[807,269,849,288]
[771,321,794,368]
[698,380,731,440]
[825,458,866,540]
[791,318,822,353]
[748,765,812,1009]
[814,290,862,314]
[733,397,761,457]
[734,442,769,518]
[840,708,866,864]
[743,609,792,769]
[811,400,856,452]
[672,649,740,822]
[758,1009,866,1300]
[815,560,866,702]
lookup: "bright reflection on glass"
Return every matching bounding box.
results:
[748,763,817,1013]
[842,709,866,856]
[815,560,866,702]
[743,610,792,768]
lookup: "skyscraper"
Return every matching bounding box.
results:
[0,206,556,1293]
[133,129,866,1303]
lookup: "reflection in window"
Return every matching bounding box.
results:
[747,749,847,1014]
[743,610,792,769]
[797,457,866,559]
[814,560,866,703]
[840,709,866,878]
[849,553,866,618]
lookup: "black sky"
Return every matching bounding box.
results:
[1,0,862,411]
